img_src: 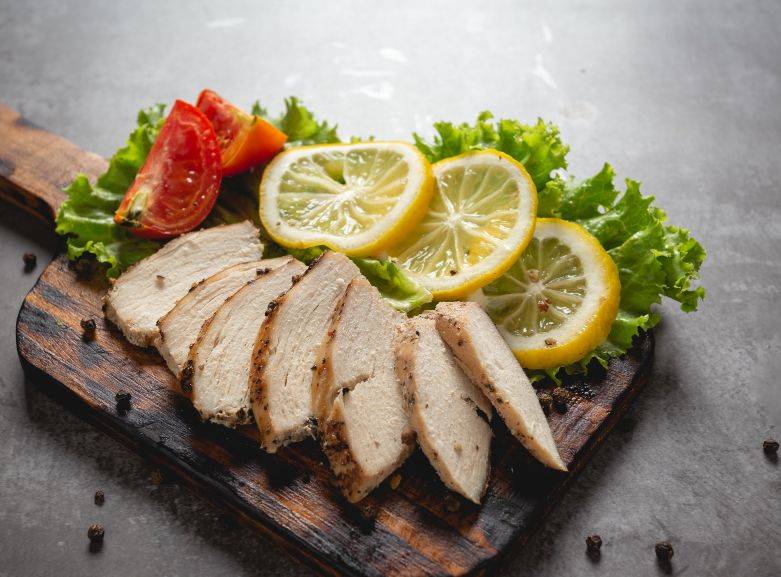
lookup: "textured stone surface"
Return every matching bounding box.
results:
[0,0,779,576]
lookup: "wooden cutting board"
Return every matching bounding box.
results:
[0,102,654,577]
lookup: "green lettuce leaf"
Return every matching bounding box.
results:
[285,245,327,263]
[352,258,432,313]
[253,97,340,146]
[413,111,569,190]
[529,163,706,382]
[55,105,166,277]
[283,246,432,313]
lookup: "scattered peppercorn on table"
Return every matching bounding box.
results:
[0,2,777,577]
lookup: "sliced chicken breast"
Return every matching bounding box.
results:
[435,302,567,471]
[394,313,493,504]
[251,252,361,452]
[184,257,306,427]
[312,278,404,422]
[318,278,413,502]
[105,222,263,347]
[156,257,291,377]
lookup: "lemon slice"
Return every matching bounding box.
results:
[472,218,620,369]
[259,142,433,256]
[386,150,537,300]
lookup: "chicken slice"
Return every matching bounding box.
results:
[317,278,414,502]
[312,278,405,422]
[251,252,361,452]
[435,301,567,471]
[394,313,493,504]
[105,222,263,347]
[156,257,291,377]
[184,257,306,427]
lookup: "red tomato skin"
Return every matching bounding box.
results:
[115,100,222,240]
[196,89,287,176]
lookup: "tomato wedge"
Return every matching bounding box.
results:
[115,100,222,240]
[196,89,287,176]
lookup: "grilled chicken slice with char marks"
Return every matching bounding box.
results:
[251,252,361,452]
[105,222,263,347]
[184,257,306,427]
[394,313,493,504]
[156,258,291,377]
[435,301,567,471]
[317,278,414,502]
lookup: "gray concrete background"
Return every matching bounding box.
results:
[0,0,779,575]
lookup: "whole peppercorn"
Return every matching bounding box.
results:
[74,256,97,277]
[586,534,602,560]
[552,388,569,414]
[115,390,132,413]
[350,501,378,534]
[444,494,461,512]
[22,252,37,271]
[87,523,105,543]
[80,318,97,341]
[537,391,553,415]
[763,438,779,455]
[94,490,105,506]
[655,541,674,563]
[586,534,602,551]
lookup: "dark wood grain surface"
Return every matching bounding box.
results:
[0,102,105,223]
[3,101,654,577]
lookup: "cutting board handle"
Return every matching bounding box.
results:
[0,102,107,226]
